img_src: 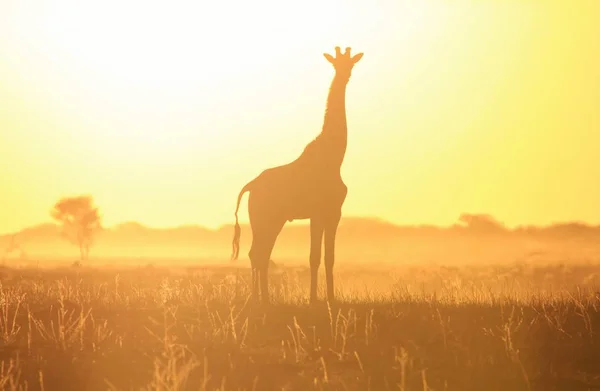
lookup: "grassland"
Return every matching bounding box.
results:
[0,261,598,390]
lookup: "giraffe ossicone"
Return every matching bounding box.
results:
[230,46,364,304]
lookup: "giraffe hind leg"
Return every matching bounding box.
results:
[248,218,285,304]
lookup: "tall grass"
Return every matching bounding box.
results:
[0,262,596,390]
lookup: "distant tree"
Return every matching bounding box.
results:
[458,213,506,233]
[50,195,102,263]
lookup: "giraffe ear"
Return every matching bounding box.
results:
[351,53,364,64]
[323,53,335,63]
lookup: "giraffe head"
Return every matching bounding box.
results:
[324,46,363,81]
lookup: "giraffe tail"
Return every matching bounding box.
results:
[231,180,254,261]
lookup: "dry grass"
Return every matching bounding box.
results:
[0,261,597,390]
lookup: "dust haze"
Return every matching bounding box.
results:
[2,214,598,267]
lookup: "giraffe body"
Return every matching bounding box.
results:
[231,47,363,304]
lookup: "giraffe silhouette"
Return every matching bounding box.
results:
[231,46,363,304]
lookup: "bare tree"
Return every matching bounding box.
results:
[50,195,102,263]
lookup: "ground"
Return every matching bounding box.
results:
[0,261,599,390]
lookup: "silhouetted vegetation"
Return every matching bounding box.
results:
[0,263,596,390]
[50,195,101,264]
[4,215,600,266]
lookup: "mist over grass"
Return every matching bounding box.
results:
[5,215,600,269]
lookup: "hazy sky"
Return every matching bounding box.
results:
[1,0,599,234]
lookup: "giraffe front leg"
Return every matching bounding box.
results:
[324,213,341,303]
[309,218,324,304]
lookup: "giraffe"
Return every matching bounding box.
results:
[231,46,363,304]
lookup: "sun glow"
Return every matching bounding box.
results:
[38,0,352,84]
[3,0,362,161]
[3,0,599,234]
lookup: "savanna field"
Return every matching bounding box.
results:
[0,260,598,390]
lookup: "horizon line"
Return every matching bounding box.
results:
[3,214,600,237]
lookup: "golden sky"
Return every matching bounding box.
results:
[1,0,599,234]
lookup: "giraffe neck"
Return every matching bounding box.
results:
[318,74,349,166]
